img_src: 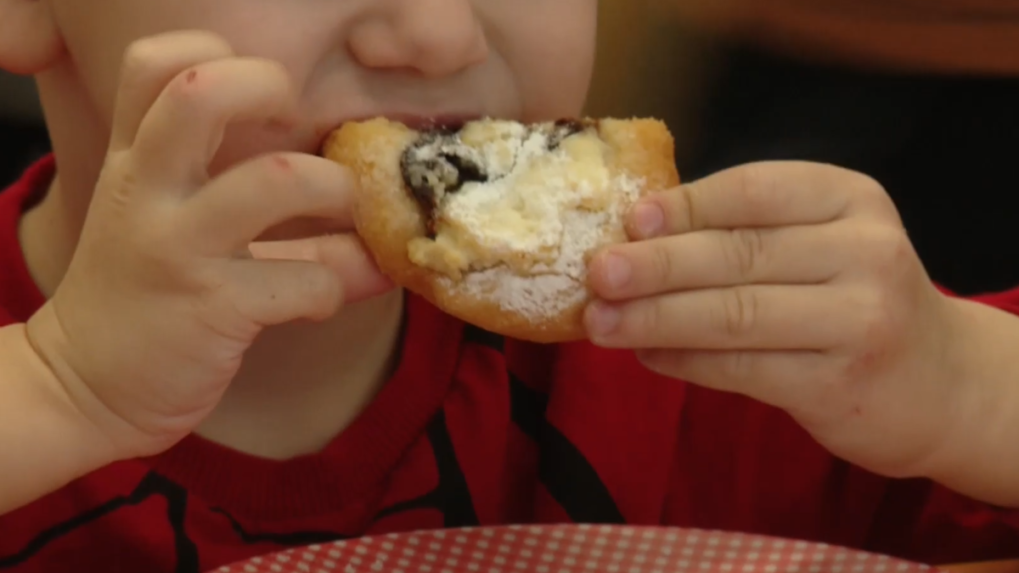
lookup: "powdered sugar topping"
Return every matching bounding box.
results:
[422,120,643,320]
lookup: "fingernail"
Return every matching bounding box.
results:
[585,301,621,339]
[632,201,664,239]
[601,253,632,292]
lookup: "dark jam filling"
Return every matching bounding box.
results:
[548,118,591,150]
[400,130,489,237]
[399,118,595,238]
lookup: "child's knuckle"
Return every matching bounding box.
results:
[720,351,754,382]
[725,228,766,279]
[632,299,664,338]
[166,66,209,107]
[674,186,701,232]
[121,37,163,77]
[862,224,913,273]
[650,243,679,287]
[855,288,898,345]
[851,172,888,201]
[305,266,343,311]
[255,153,302,193]
[734,163,779,212]
[133,218,178,263]
[721,286,759,338]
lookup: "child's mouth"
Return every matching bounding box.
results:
[315,113,484,152]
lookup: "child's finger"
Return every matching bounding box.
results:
[627,161,899,240]
[221,258,344,326]
[592,219,906,300]
[585,285,862,350]
[131,57,298,190]
[108,31,235,154]
[182,153,356,253]
[634,348,832,413]
[590,223,847,300]
[249,234,394,304]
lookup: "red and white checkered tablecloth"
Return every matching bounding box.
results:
[217,525,937,573]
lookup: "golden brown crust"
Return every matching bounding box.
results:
[323,117,679,343]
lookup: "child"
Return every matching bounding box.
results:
[0,1,1017,571]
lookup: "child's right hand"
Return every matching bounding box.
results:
[23,31,392,460]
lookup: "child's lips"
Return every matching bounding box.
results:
[315,112,484,147]
[386,114,481,131]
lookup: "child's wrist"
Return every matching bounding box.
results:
[18,311,126,469]
[0,321,123,513]
[918,297,1019,506]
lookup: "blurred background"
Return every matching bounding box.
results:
[0,71,48,189]
[3,0,1019,295]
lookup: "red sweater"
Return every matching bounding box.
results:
[1,157,1018,572]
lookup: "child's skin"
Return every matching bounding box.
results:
[1,0,1019,518]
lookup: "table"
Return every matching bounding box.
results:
[216,525,1019,573]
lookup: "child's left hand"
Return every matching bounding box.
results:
[585,161,965,478]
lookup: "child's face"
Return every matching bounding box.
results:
[44,0,597,168]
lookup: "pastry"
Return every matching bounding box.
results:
[323,117,679,343]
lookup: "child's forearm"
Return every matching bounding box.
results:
[923,298,1019,508]
[0,323,119,515]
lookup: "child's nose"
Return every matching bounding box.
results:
[348,0,489,78]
